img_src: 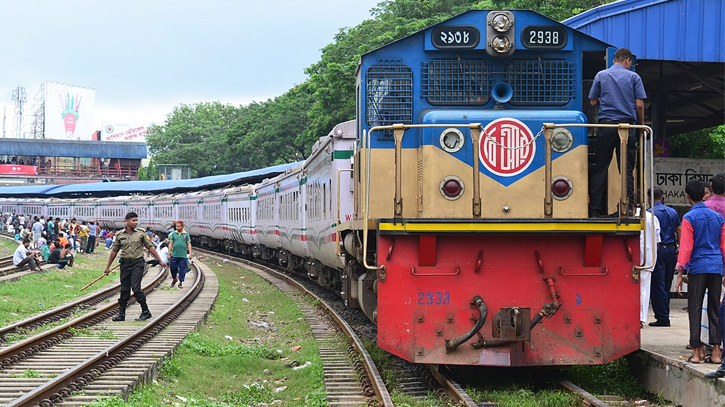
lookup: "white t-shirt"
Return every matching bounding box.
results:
[640,211,661,271]
[13,244,28,265]
[158,246,169,264]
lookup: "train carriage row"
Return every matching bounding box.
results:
[0,122,357,281]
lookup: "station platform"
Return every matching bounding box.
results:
[637,298,725,407]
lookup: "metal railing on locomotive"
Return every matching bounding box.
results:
[358,122,656,277]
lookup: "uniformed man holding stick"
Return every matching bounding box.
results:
[105,212,167,321]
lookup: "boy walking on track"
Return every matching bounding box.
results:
[104,212,167,322]
[168,221,192,289]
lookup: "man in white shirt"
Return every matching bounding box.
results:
[13,239,41,271]
[640,211,661,327]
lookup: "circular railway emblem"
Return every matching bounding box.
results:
[105,125,114,134]
[479,118,536,177]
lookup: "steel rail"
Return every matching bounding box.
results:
[428,365,479,407]
[0,265,164,368]
[6,263,204,407]
[557,379,611,407]
[0,279,122,342]
[194,248,394,407]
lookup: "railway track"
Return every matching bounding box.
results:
[0,255,48,280]
[0,260,218,406]
[196,248,617,407]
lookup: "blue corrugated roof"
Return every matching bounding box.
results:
[0,184,64,196]
[564,0,724,62]
[0,138,147,159]
[0,161,303,197]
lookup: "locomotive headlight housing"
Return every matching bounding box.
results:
[440,176,465,200]
[491,35,512,53]
[551,128,573,152]
[486,11,514,56]
[439,128,464,153]
[551,176,573,200]
[491,13,512,32]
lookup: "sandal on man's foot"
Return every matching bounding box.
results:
[687,355,704,364]
[705,355,723,364]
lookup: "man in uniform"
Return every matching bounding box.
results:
[649,187,681,327]
[588,47,647,217]
[104,212,167,321]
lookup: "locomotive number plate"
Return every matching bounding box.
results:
[431,25,480,49]
[521,25,567,49]
[418,291,451,305]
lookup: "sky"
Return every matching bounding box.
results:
[0,0,381,138]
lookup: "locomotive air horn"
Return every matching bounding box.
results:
[491,82,513,104]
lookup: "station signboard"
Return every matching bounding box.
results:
[101,124,147,143]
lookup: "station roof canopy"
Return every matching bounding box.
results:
[564,0,725,136]
[0,139,148,159]
[0,161,303,198]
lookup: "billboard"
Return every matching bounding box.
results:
[101,125,147,142]
[44,82,96,140]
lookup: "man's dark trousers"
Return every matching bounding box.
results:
[651,245,676,323]
[118,260,148,310]
[589,125,636,216]
[87,235,96,254]
[687,273,722,348]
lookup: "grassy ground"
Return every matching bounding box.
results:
[0,250,117,328]
[92,260,325,407]
[0,238,17,257]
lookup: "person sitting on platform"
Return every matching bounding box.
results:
[13,239,42,271]
[48,243,74,269]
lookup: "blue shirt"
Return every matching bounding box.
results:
[589,64,646,122]
[680,203,725,275]
[651,202,680,244]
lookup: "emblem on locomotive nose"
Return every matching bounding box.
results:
[479,118,536,177]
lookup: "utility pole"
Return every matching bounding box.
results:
[12,86,26,139]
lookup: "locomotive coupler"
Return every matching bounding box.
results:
[444,295,487,353]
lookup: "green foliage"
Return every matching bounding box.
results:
[466,387,580,407]
[564,357,645,399]
[22,369,41,378]
[136,158,158,181]
[158,358,183,379]
[492,0,607,21]
[670,125,725,159]
[181,332,280,359]
[147,0,621,174]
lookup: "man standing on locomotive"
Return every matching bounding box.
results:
[104,212,167,322]
[588,47,646,217]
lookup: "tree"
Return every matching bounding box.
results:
[146,102,242,177]
[670,125,725,159]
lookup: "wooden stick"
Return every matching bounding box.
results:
[79,264,120,292]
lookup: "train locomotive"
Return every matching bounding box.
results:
[0,10,653,367]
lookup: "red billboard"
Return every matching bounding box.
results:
[0,165,38,175]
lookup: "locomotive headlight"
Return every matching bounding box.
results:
[440,176,465,200]
[439,128,464,153]
[551,176,573,200]
[551,128,573,152]
[491,13,512,32]
[491,35,512,53]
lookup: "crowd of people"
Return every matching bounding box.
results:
[640,174,725,379]
[3,214,168,271]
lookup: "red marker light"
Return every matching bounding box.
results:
[552,178,572,199]
[442,179,462,198]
